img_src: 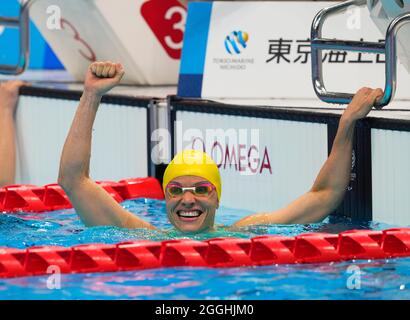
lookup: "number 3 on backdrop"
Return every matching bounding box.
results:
[61,18,97,62]
[141,0,187,59]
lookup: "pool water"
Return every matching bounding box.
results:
[1,198,409,300]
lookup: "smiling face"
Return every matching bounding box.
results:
[165,175,219,233]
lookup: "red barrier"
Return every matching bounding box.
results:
[25,246,71,275]
[70,244,118,273]
[250,235,296,265]
[115,241,162,270]
[2,179,410,278]
[0,248,27,278]
[118,178,164,200]
[381,228,410,257]
[0,188,5,211]
[2,185,48,212]
[0,177,164,213]
[294,233,340,263]
[33,184,72,211]
[161,240,208,267]
[2,228,410,279]
[338,230,385,260]
[206,238,253,267]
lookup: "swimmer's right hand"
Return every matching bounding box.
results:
[84,61,125,97]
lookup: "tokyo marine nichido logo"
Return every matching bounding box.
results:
[213,30,253,70]
[224,31,249,54]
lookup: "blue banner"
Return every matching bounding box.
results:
[177,1,212,97]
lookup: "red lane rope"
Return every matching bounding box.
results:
[0,177,164,213]
[1,228,410,278]
[2,180,410,278]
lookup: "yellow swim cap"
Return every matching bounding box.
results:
[162,149,222,200]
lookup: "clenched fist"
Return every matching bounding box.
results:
[84,61,125,97]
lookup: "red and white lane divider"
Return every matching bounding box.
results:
[1,228,410,278]
[2,178,410,278]
[0,177,164,213]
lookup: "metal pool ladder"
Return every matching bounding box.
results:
[0,0,37,75]
[311,0,410,108]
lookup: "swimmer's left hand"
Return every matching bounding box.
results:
[343,87,384,121]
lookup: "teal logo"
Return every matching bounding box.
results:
[224,31,249,55]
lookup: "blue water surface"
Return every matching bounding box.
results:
[1,198,409,300]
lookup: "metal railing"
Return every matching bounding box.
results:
[0,0,37,75]
[311,0,410,108]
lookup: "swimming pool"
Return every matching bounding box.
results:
[1,198,409,300]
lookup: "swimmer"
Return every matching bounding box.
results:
[58,61,383,233]
[0,80,27,188]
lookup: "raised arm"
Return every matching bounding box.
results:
[0,81,26,188]
[234,87,383,227]
[58,61,156,230]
